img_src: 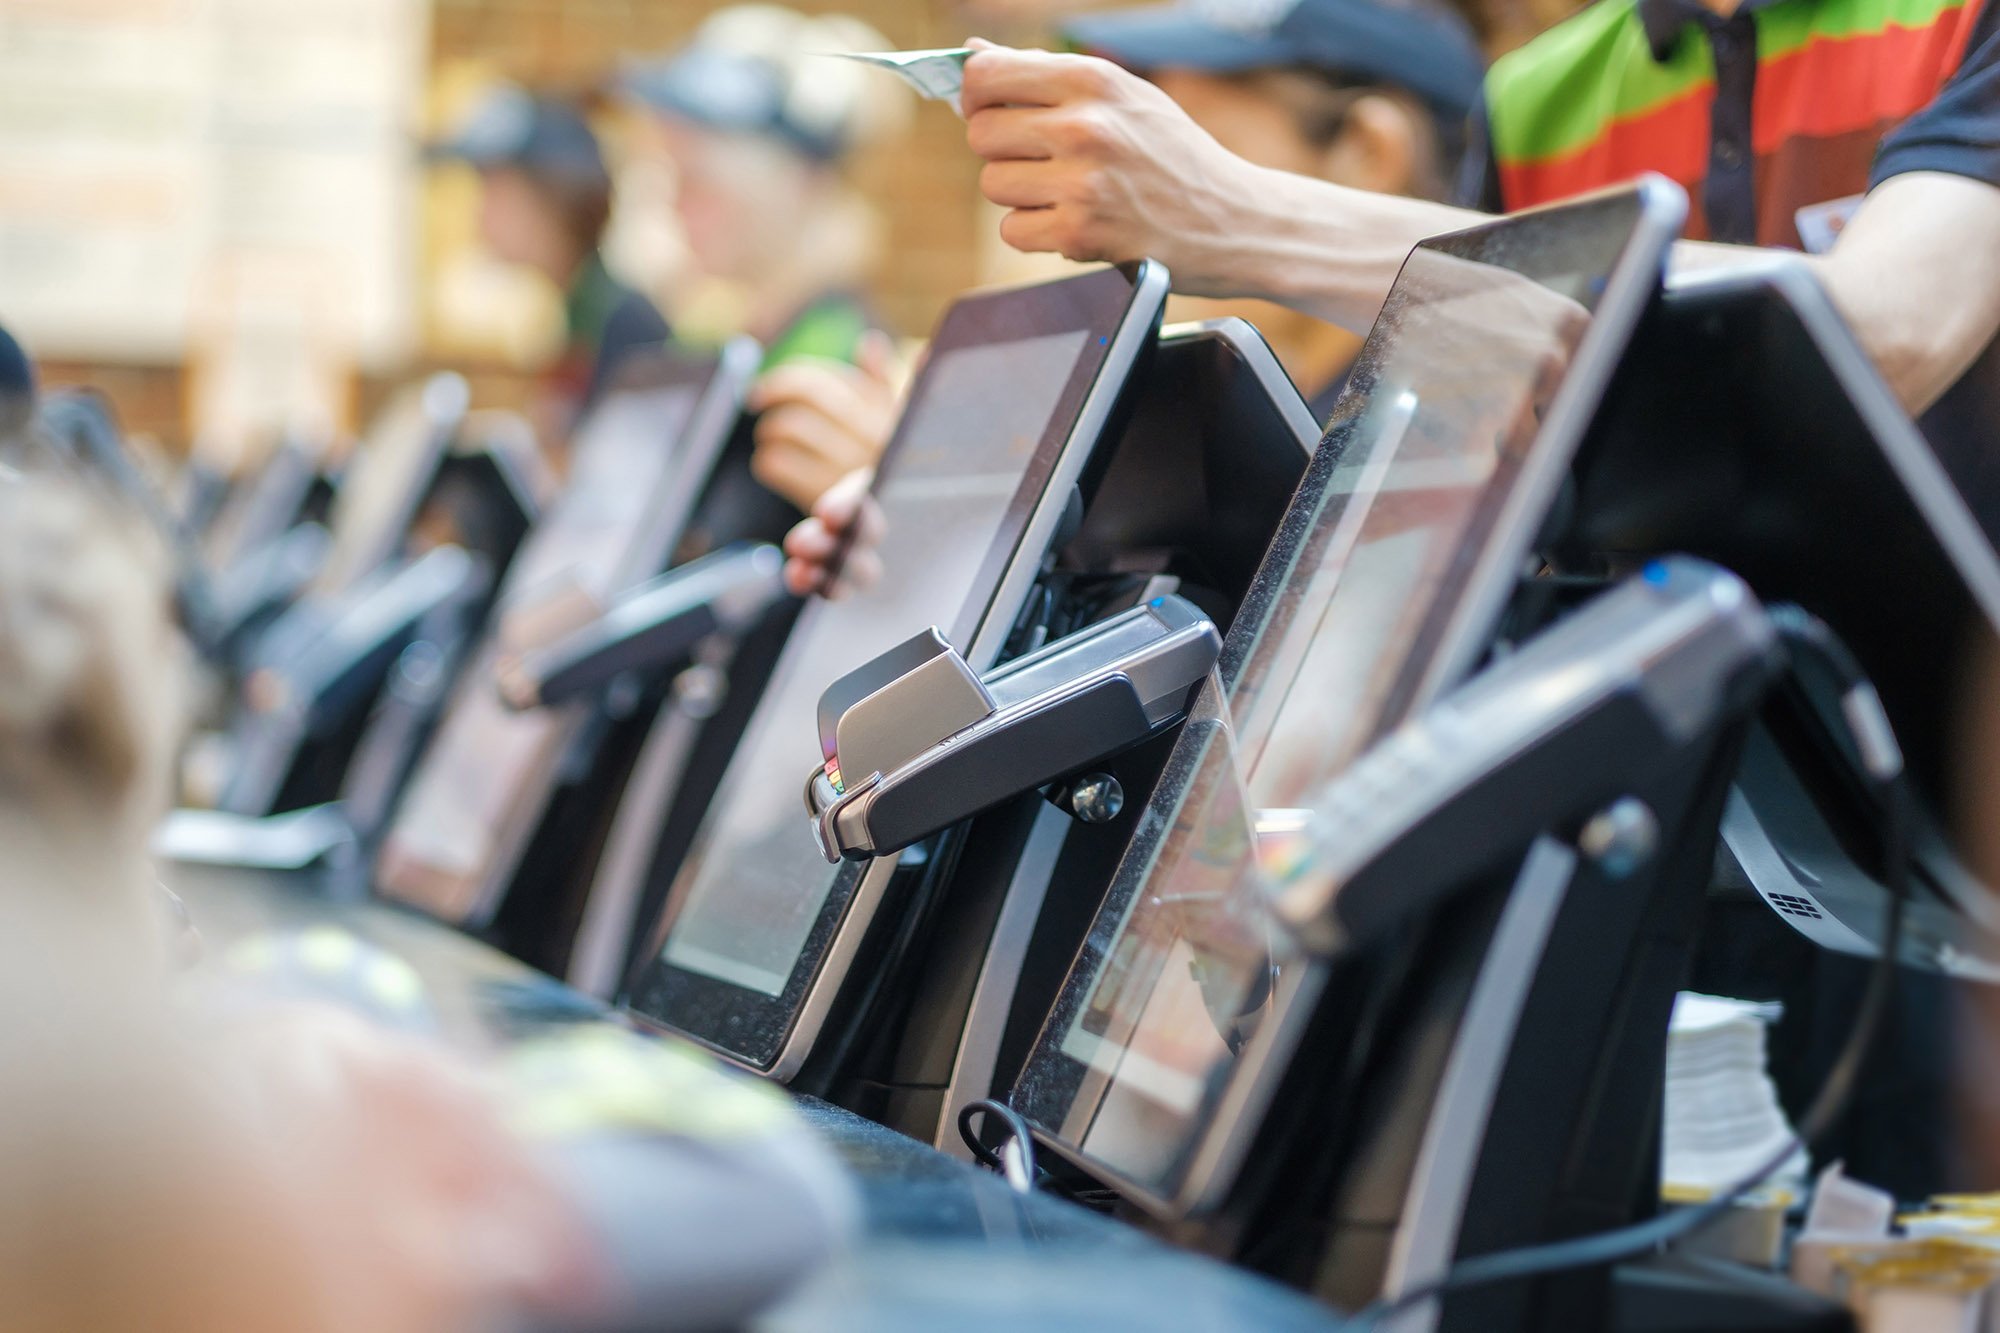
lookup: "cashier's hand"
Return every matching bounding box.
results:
[749,332,903,513]
[962,41,1263,295]
[783,469,886,600]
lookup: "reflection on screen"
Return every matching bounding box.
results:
[1019,236,1616,1196]
[658,330,1093,996]
[316,384,452,595]
[203,445,314,571]
[378,385,701,916]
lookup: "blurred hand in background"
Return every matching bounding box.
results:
[749,330,905,513]
[782,468,885,599]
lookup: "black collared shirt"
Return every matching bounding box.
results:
[1635,0,1787,242]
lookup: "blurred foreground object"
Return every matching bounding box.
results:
[0,459,853,1331]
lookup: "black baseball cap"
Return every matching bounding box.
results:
[428,86,612,192]
[622,47,848,161]
[1063,0,1485,121]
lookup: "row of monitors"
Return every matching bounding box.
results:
[316,174,2000,1231]
[622,181,1682,1107]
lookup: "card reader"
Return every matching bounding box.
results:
[499,543,787,710]
[805,595,1222,863]
[1271,558,1785,955]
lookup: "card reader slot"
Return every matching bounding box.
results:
[816,629,966,763]
[984,597,1204,704]
[864,676,1156,855]
[806,595,1221,862]
[833,647,996,790]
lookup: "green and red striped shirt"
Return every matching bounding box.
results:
[1472,0,1993,245]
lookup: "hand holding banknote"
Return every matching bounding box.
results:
[827,48,973,111]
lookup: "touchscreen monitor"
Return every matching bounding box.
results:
[628,264,1166,1070]
[377,357,736,922]
[316,375,468,595]
[202,442,322,573]
[1010,183,1683,1210]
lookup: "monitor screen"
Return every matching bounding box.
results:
[316,378,462,595]
[628,266,1157,1066]
[1012,189,1674,1202]
[202,443,320,572]
[377,380,707,919]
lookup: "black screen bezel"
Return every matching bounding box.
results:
[1573,264,2000,830]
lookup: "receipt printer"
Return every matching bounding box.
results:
[806,595,1222,862]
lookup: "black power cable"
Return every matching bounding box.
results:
[958,1097,1042,1195]
[1351,604,1912,1329]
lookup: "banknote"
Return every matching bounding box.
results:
[828,48,973,107]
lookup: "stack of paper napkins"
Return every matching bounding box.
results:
[1663,991,1808,1197]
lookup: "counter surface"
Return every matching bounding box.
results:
[164,860,1351,1332]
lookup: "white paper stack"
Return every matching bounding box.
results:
[1663,991,1808,1197]
[1790,1162,1898,1296]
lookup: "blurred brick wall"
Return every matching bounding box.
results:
[36,361,186,452]
[49,0,993,453]
[432,0,987,340]
[421,0,1586,344]
[52,0,1584,452]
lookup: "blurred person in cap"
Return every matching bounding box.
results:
[624,6,912,514]
[431,86,672,448]
[1063,0,1483,418]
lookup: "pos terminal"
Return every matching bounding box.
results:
[198,435,335,599]
[621,303,1332,1108]
[162,347,758,887]
[805,595,1223,863]
[574,310,1318,1005]
[990,239,1999,1331]
[200,376,539,818]
[623,262,1174,1062]
[1574,259,2000,982]
[1289,257,2000,1331]
[367,343,762,911]
[973,183,1690,1316]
